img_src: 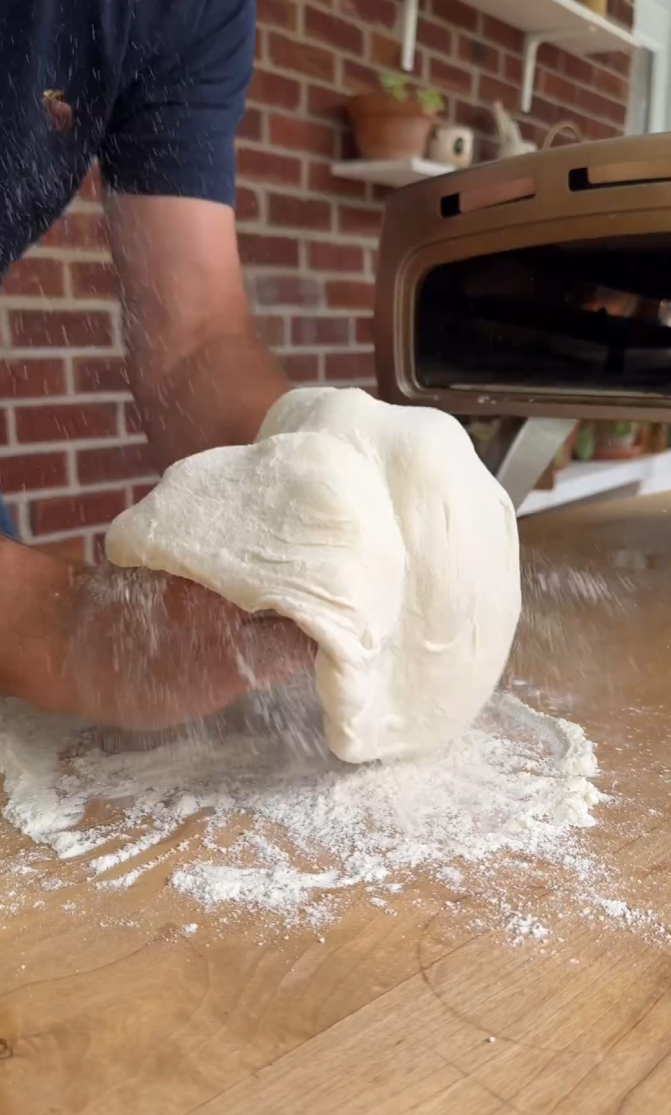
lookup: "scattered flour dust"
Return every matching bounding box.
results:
[0,682,660,942]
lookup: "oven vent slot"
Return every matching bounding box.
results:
[441,177,536,219]
[569,162,671,193]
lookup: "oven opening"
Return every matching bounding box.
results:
[415,232,671,398]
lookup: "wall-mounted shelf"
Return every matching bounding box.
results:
[331,158,456,189]
[401,0,641,112]
[518,450,671,516]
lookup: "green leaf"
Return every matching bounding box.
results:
[416,87,445,114]
[575,423,595,461]
[379,72,408,102]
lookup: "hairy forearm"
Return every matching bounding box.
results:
[129,331,289,472]
[0,537,72,700]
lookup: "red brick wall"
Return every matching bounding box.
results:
[0,0,634,561]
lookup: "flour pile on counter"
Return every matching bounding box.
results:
[106,387,521,764]
[0,686,606,927]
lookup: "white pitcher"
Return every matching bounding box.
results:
[429,124,474,169]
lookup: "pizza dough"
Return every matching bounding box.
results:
[105,387,521,764]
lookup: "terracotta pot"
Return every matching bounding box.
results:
[347,90,436,160]
[593,421,645,461]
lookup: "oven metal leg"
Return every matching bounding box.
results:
[496,417,578,512]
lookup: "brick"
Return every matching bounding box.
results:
[592,66,628,101]
[368,37,423,78]
[31,489,127,536]
[255,26,265,60]
[35,536,87,562]
[291,316,350,345]
[269,115,336,158]
[15,403,118,443]
[345,57,381,90]
[269,32,335,81]
[355,317,374,344]
[305,6,363,54]
[254,275,322,307]
[416,18,452,55]
[124,402,144,434]
[0,452,68,493]
[325,350,375,380]
[340,0,396,28]
[481,15,523,54]
[268,193,332,230]
[236,186,260,222]
[479,74,518,111]
[576,86,627,125]
[77,444,156,485]
[69,261,119,299]
[536,43,563,72]
[529,96,565,127]
[503,53,523,87]
[0,358,66,399]
[326,280,375,310]
[429,58,474,96]
[591,51,630,78]
[257,0,297,28]
[308,160,366,199]
[458,35,500,74]
[254,315,286,346]
[580,117,620,140]
[1,257,65,297]
[239,233,299,268]
[455,101,496,136]
[237,147,302,186]
[338,205,382,238]
[561,53,594,86]
[540,70,577,106]
[73,356,129,393]
[308,241,364,271]
[307,84,347,120]
[132,483,155,503]
[78,165,103,202]
[281,352,320,382]
[249,69,301,110]
[430,0,477,31]
[237,106,263,141]
[0,410,7,445]
[41,211,108,250]
[10,309,114,349]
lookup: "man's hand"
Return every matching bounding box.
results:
[0,539,315,730]
[107,194,289,470]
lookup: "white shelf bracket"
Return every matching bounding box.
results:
[401,0,419,72]
[521,26,601,113]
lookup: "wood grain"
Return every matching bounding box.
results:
[3,493,671,1114]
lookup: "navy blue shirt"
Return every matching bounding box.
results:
[0,0,255,276]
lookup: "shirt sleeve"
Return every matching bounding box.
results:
[99,0,255,208]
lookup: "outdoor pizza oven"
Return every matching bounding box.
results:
[375,132,671,504]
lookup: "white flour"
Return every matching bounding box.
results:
[0,681,617,934]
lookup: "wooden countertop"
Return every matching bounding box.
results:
[3,493,671,1115]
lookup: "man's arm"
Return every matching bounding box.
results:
[0,534,313,728]
[107,194,288,471]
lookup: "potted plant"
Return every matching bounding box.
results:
[575,421,645,462]
[347,74,445,161]
[593,420,644,460]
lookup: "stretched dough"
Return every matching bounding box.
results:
[106,388,520,763]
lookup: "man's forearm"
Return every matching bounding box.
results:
[0,537,72,701]
[129,332,289,472]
